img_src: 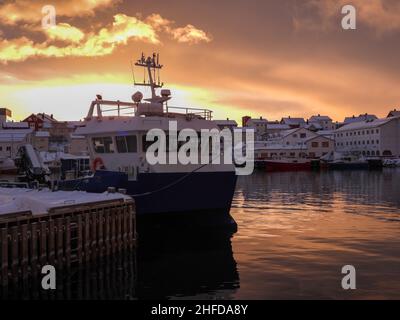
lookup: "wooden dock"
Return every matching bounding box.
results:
[0,197,137,288]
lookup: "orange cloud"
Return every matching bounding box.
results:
[146,13,212,44]
[0,0,119,25]
[0,12,213,63]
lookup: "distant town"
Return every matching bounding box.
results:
[1,106,400,170]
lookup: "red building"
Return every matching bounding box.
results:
[22,113,57,131]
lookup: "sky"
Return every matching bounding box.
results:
[0,0,400,124]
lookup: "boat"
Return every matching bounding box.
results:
[321,152,381,170]
[264,158,312,172]
[59,53,238,228]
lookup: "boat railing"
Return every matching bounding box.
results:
[164,105,213,120]
[86,100,213,121]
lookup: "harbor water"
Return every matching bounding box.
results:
[2,169,400,299]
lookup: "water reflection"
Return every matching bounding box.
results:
[136,229,239,299]
[231,169,400,299]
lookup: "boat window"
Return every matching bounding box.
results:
[92,137,115,153]
[116,135,138,153]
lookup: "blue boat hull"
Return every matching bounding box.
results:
[59,170,237,227]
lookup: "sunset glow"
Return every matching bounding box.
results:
[1,0,400,123]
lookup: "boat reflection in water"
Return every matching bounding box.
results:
[1,225,239,300]
[137,228,239,299]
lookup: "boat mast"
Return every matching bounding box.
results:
[134,53,163,103]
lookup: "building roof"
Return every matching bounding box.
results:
[2,122,29,129]
[213,119,238,126]
[247,118,268,124]
[343,114,377,124]
[24,113,58,123]
[281,117,306,125]
[387,109,400,117]
[0,129,32,142]
[309,115,332,121]
[336,116,398,132]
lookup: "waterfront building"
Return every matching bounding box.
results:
[280,116,306,129]
[0,128,33,158]
[308,114,335,131]
[244,117,268,140]
[334,116,400,157]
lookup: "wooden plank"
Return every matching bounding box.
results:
[98,210,104,258]
[65,217,71,269]
[11,226,19,279]
[56,218,64,269]
[116,207,122,253]
[76,215,83,265]
[21,224,29,279]
[104,210,111,257]
[110,209,116,255]
[40,222,47,265]
[48,220,55,265]
[122,207,128,252]
[91,212,97,261]
[30,223,38,272]
[84,212,90,263]
[1,228,8,286]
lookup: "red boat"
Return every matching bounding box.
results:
[264,158,312,172]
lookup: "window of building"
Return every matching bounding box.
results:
[300,133,306,138]
[6,146,11,151]
[293,134,297,138]
[322,142,329,148]
[376,140,379,144]
[92,137,115,153]
[376,129,379,134]
[312,142,319,147]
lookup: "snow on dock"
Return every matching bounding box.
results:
[0,187,131,216]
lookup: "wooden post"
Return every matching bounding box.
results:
[84,212,90,263]
[1,228,8,286]
[104,210,111,257]
[98,210,104,258]
[76,215,83,265]
[30,223,38,272]
[21,224,29,279]
[11,226,19,279]
[39,221,47,265]
[56,218,64,269]
[91,212,97,261]
[48,220,55,265]
[65,217,71,269]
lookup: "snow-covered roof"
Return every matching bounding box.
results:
[344,114,377,124]
[0,188,131,216]
[309,115,332,121]
[213,119,238,126]
[267,124,291,130]
[281,117,306,125]
[70,134,86,139]
[336,117,397,132]
[2,122,29,129]
[0,129,32,142]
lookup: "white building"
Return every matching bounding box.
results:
[334,116,400,157]
[261,127,333,159]
[308,115,335,131]
[281,117,306,128]
[0,129,33,158]
[245,117,268,140]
